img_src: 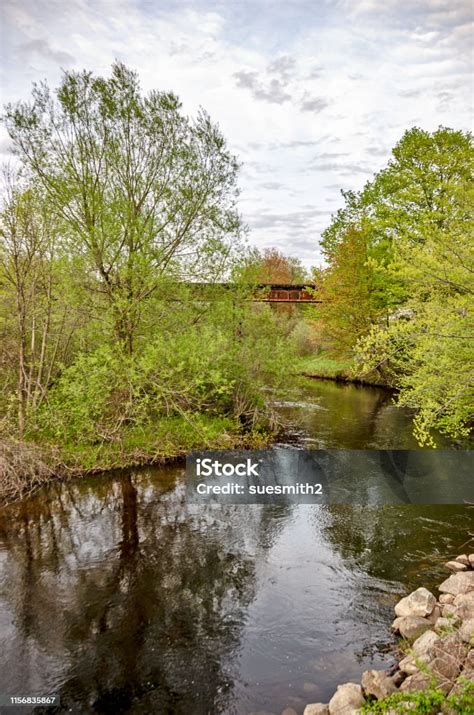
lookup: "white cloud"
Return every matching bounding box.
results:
[0,0,471,269]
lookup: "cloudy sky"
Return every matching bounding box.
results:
[0,0,472,267]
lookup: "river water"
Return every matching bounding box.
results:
[0,379,472,714]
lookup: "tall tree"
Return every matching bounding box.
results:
[0,173,62,435]
[320,126,473,442]
[4,62,242,354]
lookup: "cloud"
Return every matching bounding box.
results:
[267,54,296,81]
[307,160,373,175]
[259,181,287,190]
[248,207,333,231]
[233,70,291,104]
[15,37,75,65]
[366,145,390,157]
[0,0,471,269]
[300,96,329,113]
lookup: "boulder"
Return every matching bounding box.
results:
[398,630,439,674]
[303,705,329,715]
[412,629,439,655]
[398,654,422,675]
[458,618,474,643]
[282,709,298,715]
[462,647,474,676]
[400,671,430,692]
[445,560,467,573]
[394,587,436,618]
[439,571,474,596]
[468,554,474,567]
[429,653,461,693]
[429,632,468,693]
[391,616,405,632]
[455,554,470,566]
[361,670,397,699]
[439,594,455,605]
[453,591,474,620]
[328,683,364,714]
[396,616,433,641]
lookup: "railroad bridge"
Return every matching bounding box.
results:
[190,283,320,303]
[252,283,319,303]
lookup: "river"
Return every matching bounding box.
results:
[0,379,472,714]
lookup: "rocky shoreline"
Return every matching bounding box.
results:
[300,554,474,714]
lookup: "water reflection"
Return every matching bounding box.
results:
[276,378,460,449]
[0,379,472,714]
[0,471,259,713]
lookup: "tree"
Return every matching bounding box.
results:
[235,247,307,285]
[3,62,242,354]
[0,172,62,435]
[357,180,474,444]
[318,226,382,354]
[319,126,473,442]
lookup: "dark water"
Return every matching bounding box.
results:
[0,380,472,714]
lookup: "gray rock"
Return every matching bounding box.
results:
[453,591,474,620]
[439,571,474,596]
[361,670,397,699]
[412,629,439,655]
[328,682,364,714]
[439,594,455,604]
[429,632,468,693]
[400,671,430,692]
[397,616,433,640]
[445,560,467,572]
[398,654,421,675]
[394,587,436,618]
[429,653,461,693]
[303,705,329,715]
[399,629,440,672]
[458,618,474,643]
[391,616,405,632]
[462,647,474,676]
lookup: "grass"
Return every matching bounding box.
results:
[0,413,271,503]
[295,353,355,379]
[294,351,388,386]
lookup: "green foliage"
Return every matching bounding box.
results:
[0,64,294,458]
[318,226,385,353]
[360,677,474,714]
[34,292,292,444]
[3,62,243,354]
[321,126,473,443]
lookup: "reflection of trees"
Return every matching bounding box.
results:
[0,469,268,714]
[320,505,472,589]
[282,379,409,449]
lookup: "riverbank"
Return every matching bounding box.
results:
[295,354,389,388]
[302,555,474,714]
[0,413,271,504]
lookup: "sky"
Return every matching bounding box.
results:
[0,0,472,268]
